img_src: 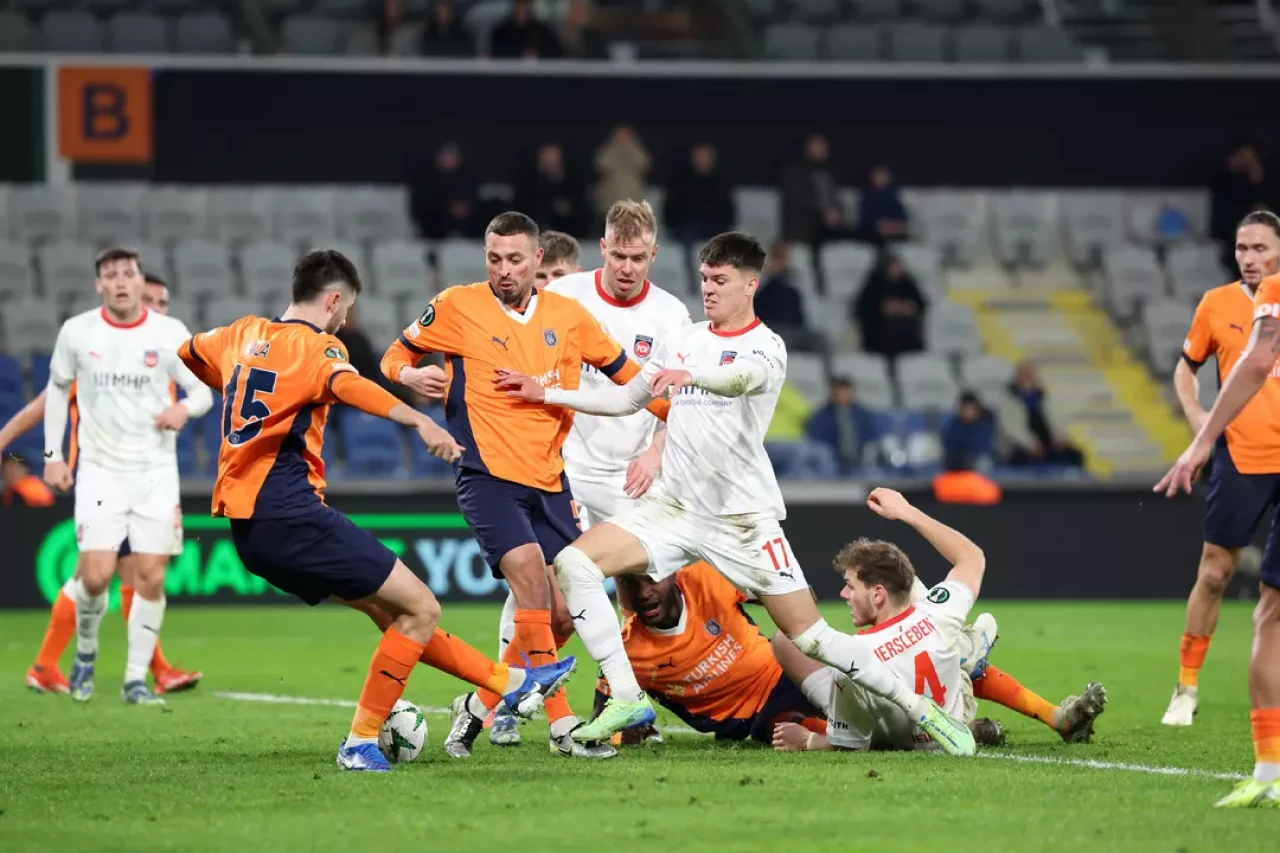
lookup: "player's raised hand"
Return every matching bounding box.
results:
[43,460,73,492]
[1154,439,1211,497]
[415,420,464,464]
[155,403,191,431]
[866,487,912,521]
[648,368,692,399]
[399,365,448,399]
[624,448,661,499]
[771,722,811,752]
[493,369,545,403]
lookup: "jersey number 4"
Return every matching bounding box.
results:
[913,651,947,706]
[222,365,278,445]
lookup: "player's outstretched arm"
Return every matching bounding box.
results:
[866,487,985,598]
[330,371,463,463]
[177,332,226,390]
[0,390,46,455]
[497,368,654,417]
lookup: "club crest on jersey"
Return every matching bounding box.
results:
[634,335,653,358]
[143,350,158,367]
[719,351,737,366]
[543,329,558,347]
[704,619,722,637]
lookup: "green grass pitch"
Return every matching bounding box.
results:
[0,600,1276,852]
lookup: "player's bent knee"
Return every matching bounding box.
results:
[1198,544,1238,593]
[501,544,552,609]
[79,552,117,595]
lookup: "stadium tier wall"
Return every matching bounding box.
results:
[0,489,1259,609]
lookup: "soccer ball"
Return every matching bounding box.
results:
[378,700,427,763]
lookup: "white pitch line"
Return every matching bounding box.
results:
[213,691,1247,781]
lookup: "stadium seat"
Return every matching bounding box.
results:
[892,242,945,299]
[341,412,408,478]
[733,188,781,246]
[780,0,841,24]
[1015,25,1084,62]
[888,24,946,62]
[30,352,50,393]
[788,353,827,405]
[107,12,171,53]
[975,0,1035,23]
[648,242,690,294]
[41,11,107,52]
[785,243,821,303]
[77,183,146,245]
[1125,189,1210,245]
[131,241,172,284]
[953,25,1012,63]
[198,394,224,456]
[0,10,38,51]
[918,0,966,22]
[9,185,77,245]
[0,242,35,301]
[819,242,877,304]
[1060,191,1125,266]
[1166,242,1229,303]
[345,24,379,56]
[1197,355,1220,409]
[1,298,60,356]
[897,353,958,410]
[904,190,983,267]
[176,428,201,477]
[204,300,250,329]
[764,23,820,61]
[173,238,236,301]
[830,352,894,409]
[958,353,1014,406]
[337,186,413,243]
[1102,244,1163,317]
[148,0,204,12]
[386,22,424,56]
[238,240,295,302]
[37,241,95,304]
[741,0,774,20]
[990,191,1055,268]
[173,12,235,54]
[436,239,485,290]
[208,188,273,245]
[372,240,432,300]
[166,294,198,325]
[354,294,399,345]
[281,16,345,56]
[270,187,338,247]
[826,25,883,61]
[0,354,25,405]
[145,186,209,244]
[409,406,452,475]
[1143,299,1193,376]
[926,300,982,355]
[851,0,904,19]
[313,0,368,17]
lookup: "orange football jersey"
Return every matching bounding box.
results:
[608,563,784,735]
[382,283,649,492]
[1187,279,1280,473]
[179,317,359,519]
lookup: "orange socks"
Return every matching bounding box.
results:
[121,585,175,673]
[974,665,1059,729]
[419,628,514,697]
[1251,708,1280,774]
[350,628,426,739]
[476,609,574,722]
[34,591,76,669]
[1178,633,1211,688]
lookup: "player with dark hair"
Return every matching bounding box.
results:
[177,248,577,772]
[1164,210,1280,728]
[382,212,668,760]
[536,232,582,287]
[500,232,975,753]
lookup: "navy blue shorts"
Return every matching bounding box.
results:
[747,674,823,743]
[230,507,397,606]
[455,468,581,578]
[1204,441,1280,590]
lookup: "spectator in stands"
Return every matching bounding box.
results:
[756,242,822,354]
[490,0,564,58]
[421,0,474,57]
[410,142,478,240]
[1004,360,1085,469]
[856,165,910,247]
[805,377,878,475]
[379,0,408,54]
[664,143,735,246]
[941,392,996,473]
[520,143,588,237]
[561,0,608,59]
[1212,142,1273,268]
[594,125,650,220]
[853,254,926,358]
[2,456,54,508]
[781,133,847,248]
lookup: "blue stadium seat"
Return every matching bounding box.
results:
[29,353,50,395]
[321,431,343,480]
[177,427,201,476]
[198,394,224,457]
[408,405,453,476]
[340,412,407,478]
[0,355,24,406]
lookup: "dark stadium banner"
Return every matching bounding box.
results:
[150,70,1280,189]
[0,489,1266,610]
[0,67,43,183]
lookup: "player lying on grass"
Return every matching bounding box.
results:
[12,274,202,696]
[593,561,1105,748]
[176,248,577,772]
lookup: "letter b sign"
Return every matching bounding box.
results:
[58,67,153,163]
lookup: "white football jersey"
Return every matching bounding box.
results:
[639,319,787,519]
[47,308,205,474]
[545,270,691,485]
[827,581,976,751]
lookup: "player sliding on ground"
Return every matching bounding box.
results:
[769,488,1106,753]
[1158,263,1280,808]
[498,231,975,755]
[176,249,576,773]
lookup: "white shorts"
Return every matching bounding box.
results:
[75,462,181,556]
[817,668,976,752]
[568,474,634,531]
[607,494,809,597]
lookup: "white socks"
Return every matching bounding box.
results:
[61,576,80,602]
[790,618,917,712]
[1256,762,1280,783]
[75,583,107,658]
[497,591,517,659]
[125,594,165,684]
[555,546,644,702]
